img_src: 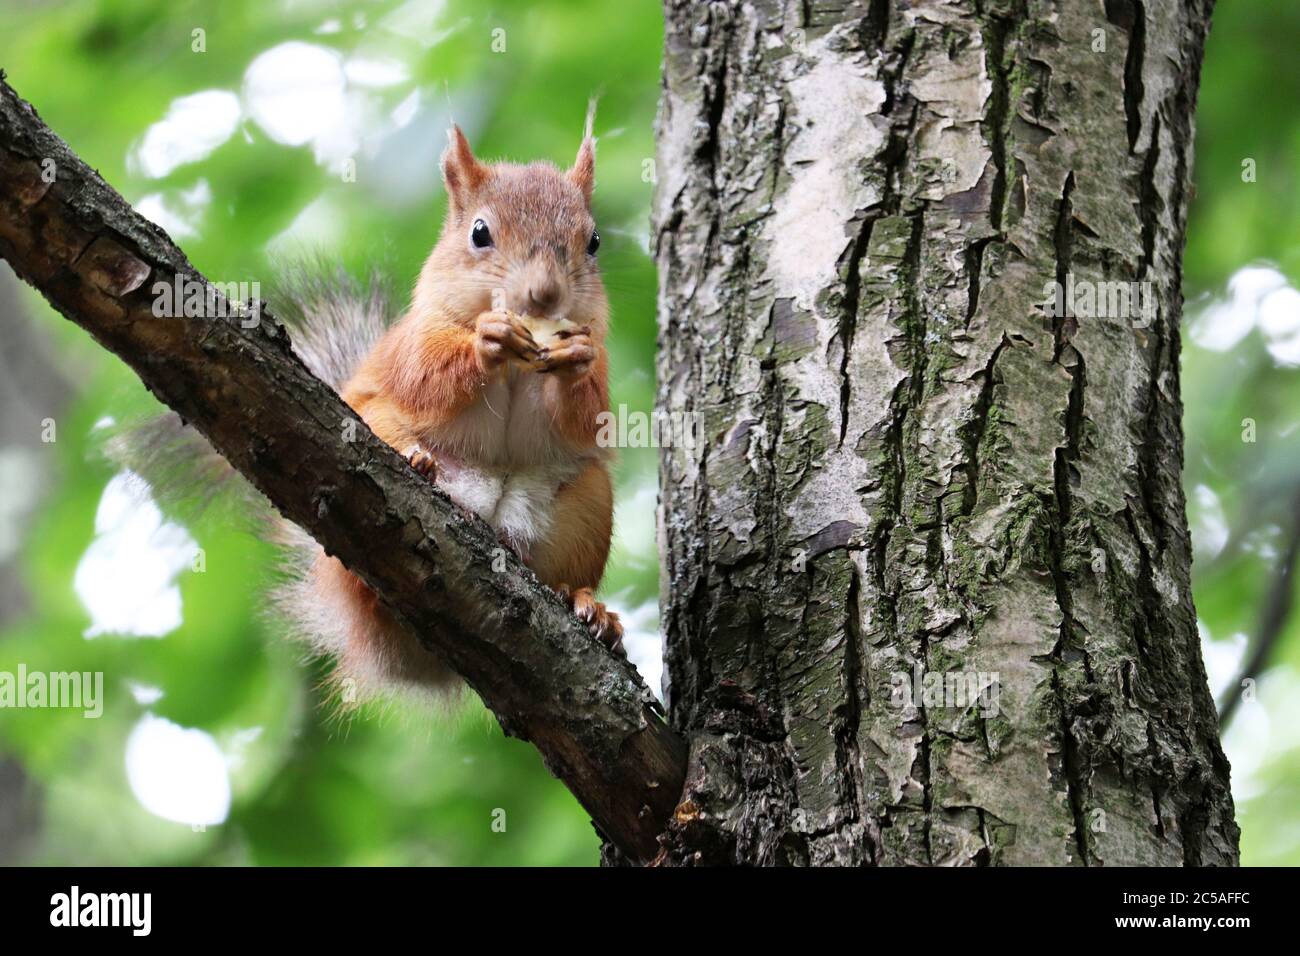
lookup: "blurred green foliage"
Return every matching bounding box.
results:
[0,0,1295,866]
[1184,1,1300,867]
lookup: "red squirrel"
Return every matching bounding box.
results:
[117,121,622,704]
[302,123,623,699]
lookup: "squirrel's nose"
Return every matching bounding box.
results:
[527,281,562,313]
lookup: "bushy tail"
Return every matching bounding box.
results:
[104,264,453,706]
[106,263,393,515]
[271,262,392,393]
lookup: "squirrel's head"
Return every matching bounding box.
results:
[417,119,607,332]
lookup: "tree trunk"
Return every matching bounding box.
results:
[653,0,1238,865]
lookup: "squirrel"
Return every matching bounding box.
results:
[113,119,623,705]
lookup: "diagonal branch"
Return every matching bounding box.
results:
[1217,485,1300,728]
[0,74,685,863]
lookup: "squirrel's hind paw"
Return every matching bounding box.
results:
[402,444,439,481]
[556,584,624,656]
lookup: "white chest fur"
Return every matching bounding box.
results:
[422,366,587,556]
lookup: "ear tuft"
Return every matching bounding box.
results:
[568,99,597,203]
[441,125,489,214]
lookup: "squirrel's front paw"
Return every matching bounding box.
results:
[475,311,539,372]
[402,444,438,481]
[535,327,595,380]
[556,584,624,656]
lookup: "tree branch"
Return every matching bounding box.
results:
[0,74,685,863]
[1216,486,1300,728]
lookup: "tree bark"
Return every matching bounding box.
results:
[654,0,1238,865]
[0,76,685,864]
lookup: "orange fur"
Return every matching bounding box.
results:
[544,348,609,449]
[314,120,620,701]
[347,322,484,431]
[310,553,459,697]
[529,460,614,589]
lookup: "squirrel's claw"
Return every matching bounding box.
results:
[403,444,439,481]
[555,584,625,656]
[534,329,595,379]
[475,311,540,369]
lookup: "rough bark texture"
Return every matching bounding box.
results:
[0,75,685,864]
[654,0,1238,865]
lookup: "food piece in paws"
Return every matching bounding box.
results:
[518,315,578,348]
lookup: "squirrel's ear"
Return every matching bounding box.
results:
[441,125,489,213]
[568,101,597,203]
[569,136,595,204]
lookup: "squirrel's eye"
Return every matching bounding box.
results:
[586,229,600,255]
[470,219,493,249]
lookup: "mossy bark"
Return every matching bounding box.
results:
[653,0,1237,865]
